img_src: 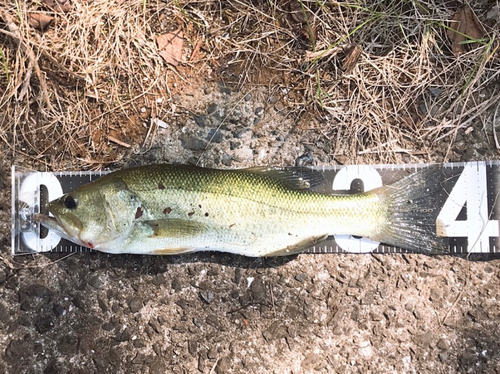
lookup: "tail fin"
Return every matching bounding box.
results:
[370,168,449,253]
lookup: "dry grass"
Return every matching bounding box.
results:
[0,0,499,167]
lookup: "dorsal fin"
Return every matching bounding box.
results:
[242,167,325,190]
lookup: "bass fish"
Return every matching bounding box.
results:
[36,164,447,256]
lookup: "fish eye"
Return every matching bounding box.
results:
[64,195,78,209]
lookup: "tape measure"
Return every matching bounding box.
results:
[11,161,500,255]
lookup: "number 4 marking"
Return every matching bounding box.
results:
[436,162,499,253]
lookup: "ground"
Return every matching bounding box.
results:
[1,1,500,373]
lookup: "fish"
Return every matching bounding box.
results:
[35,164,448,256]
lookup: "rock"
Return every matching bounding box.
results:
[207,347,217,359]
[206,129,223,143]
[188,340,198,355]
[295,151,314,167]
[199,290,214,304]
[219,86,232,95]
[0,269,6,284]
[194,115,207,127]
[254,107,264,117]
[35,316,55,334]
[52,303,66,318]
[215,356,231,374]
[180,134,207,150]
[229,141,241,150]
[250,277,266,301]
[0,301,9,325]
[207,103,218,115]
[295,273,306,282]
[171,278,182,292]
[129,298,143,313]
[88,274,106,289]
[72,295,88,312]
[437,338,449,350]
[222,154,232,167]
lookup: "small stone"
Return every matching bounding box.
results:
[152,274,165,287]
[88,274,106,289]
[428,87,442,97]
[199,290,214,304]
[254,107,264,117]
[35,316,54,334]
[207,103,218,115]
[72,295,87,312]
[295,274,306,282]
[222,154,232,167]
[194,115,206,127]
[295,152,314,167]
[198,355,206,372]
[188,340,198,355]
[437,338,449,350]
[180,134,207,151]
[0,269,6,284]
[438,352,448,361]
[206,129,223,143]
[361,291,375,305]
[97,296,109,313]
[413,309,423,320]
[219,86,231,95]
[0,302,9,324]
[149,319,161,334]
[234,128,252,139]
[244,93,252,101]
[171,278,182,292]
[429,287,443,302]
[268,95,279,104]
[250,278,266,301]
[215,356,231,374]
[52,303,66,318]
[207,347,217,359]
[404,300,415,312]
[129,298,143,313]
[229,141,241,150]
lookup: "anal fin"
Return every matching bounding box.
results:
[264,234,329,257]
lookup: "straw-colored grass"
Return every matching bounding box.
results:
[1,0,499,167]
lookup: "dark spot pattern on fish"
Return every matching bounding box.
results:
[135,207,143,219]
[198,204,202,209]
[188,212,195,217]
[205,212,209,217]
[163,207,172,214]
[158,183,165,190]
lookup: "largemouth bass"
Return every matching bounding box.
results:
[35,164,447,256]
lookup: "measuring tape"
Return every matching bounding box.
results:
[11,161,500,255]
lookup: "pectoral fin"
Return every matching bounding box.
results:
[264,234,329,257]
[144,219,207,238]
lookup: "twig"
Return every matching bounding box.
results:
[493,102,500,149]
[108,135,131,148]
[0,10,53,110]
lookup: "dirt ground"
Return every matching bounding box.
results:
[2,1,500,373]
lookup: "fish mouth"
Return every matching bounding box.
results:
[35,212,83,244]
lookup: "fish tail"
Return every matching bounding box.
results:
[370,168,449,253]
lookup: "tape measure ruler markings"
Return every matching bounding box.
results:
[11,161,500,255]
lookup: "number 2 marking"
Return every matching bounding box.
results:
[436,162,499,253]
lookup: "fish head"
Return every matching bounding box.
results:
[37,178,138,250]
